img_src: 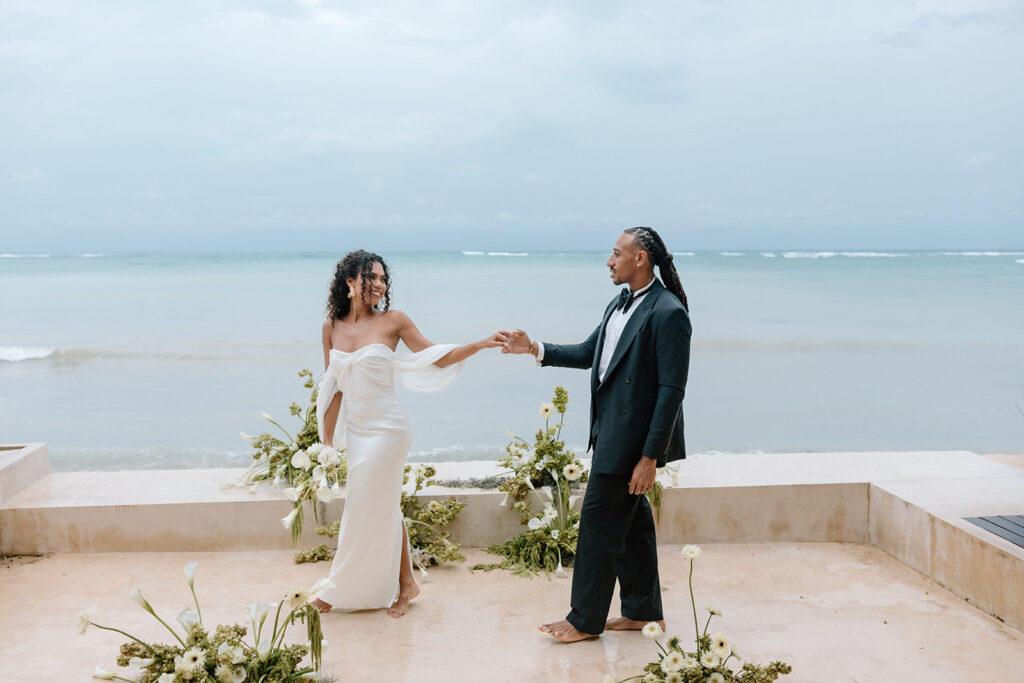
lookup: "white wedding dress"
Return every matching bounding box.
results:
[314,342,463,610]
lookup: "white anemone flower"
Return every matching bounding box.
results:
[77,611,90,635]
[176,607,200,630]
[92,667,115,679]
[315,483,332,503]
[681,544,702,560]
[660,650,685,672]
[711,633,731,659]
[700,652,720,668]
[291,450,311,469]
[283,588,311,611]
[281,507,299,530]
[183,560,198,588]
[641,621,663,639]
[562,463,582,481]
[539,403,554,419]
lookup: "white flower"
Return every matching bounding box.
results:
[240,431,256,441]
[315,483,332,503]
[661,650,685,672]
[534,461,544,471]
[281,507,299,530]
[551,529,560,540]
[259,411,274,422]
[603,675,616,683]
[707,674,726,683]
[291,450,311,469]
[248,601,272,627]
[665,674,683,683]
[555,560,567,578]
[92,667,115,679]
[218,642,245,665]
[307,442,324,456]
[176,647,206,675]
[256,638,272,660]
[215,664,247,683]
[641,621,663,639]
[700,652,720,668]
[284,588,311,611]
[681,655,699,670]
[128,588,155,615]
[706,605,722,616]
[311,465,326,481]
[710,633,730,659]
[77,611,90,635]
[176,607,200,630]
[562,463,582,481]
[158,675,176,683]
[129,657,155,668]
[298,673,321,681]
[539,403,554,419]
[427,500,442,512]
[527,517,545,530]
[183,560,198,588]
[283,487,301,502]
[642,675,658,683]
[681,544,702,560]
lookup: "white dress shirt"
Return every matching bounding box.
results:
[536,277,656,383]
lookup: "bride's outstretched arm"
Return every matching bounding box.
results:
[391,310,506,367]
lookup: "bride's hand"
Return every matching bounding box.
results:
[499,329,532,354]
[479,331,508,350]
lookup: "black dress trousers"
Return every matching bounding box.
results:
[566,471,663,635]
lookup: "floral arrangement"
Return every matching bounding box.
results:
[80,561,332,682]
[236,369,348,546]
[472,387,589,577]
[293,464,467,577]
[605,546,791,683]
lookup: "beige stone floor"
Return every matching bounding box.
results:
[2,543,1022,682]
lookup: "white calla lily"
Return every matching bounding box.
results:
[183,560,198,588]
[239,431,256,441]
[176,607,200,630]
[291,450,311,469]
[129,656,155,668]
[128,588,155,615]
[282,487,301,502]
[281,507,299,530]
[92,667,115,679]
[316,483,332,503]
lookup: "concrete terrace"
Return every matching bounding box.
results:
[1,445,1023,681]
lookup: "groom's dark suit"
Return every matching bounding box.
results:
[541,278,690,634]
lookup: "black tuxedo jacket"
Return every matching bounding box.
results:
[541,279,691,476]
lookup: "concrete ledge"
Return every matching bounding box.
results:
[0,443,49,508]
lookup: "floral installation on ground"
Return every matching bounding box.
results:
[235,369,348,546]
[294,464,467,579]
[604,545,792,683]
[472,387,589,577]
[80,561,334,682]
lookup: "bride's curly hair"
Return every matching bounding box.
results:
[326,250,392,324]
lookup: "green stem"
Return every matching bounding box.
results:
[149,611,186,648]
[189,585,203,626]
[268,601,284,651]
[702,613,712,641]
[88,623,157,654]
[265,416,294,443]
[689,559,700,654]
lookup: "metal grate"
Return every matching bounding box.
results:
[964,516,1024,550]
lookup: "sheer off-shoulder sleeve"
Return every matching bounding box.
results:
[316,365,344,448]
[393,343,464,392]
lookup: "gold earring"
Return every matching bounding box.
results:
[347,288,355,299]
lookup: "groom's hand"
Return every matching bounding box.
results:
[500,329,534,355]
[628,456,658,495]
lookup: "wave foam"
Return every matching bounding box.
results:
[840,252,905,258]
[672,252,695,256]
[720,252,743,256]
[782,251,836,258]
[487,252,528,257]
[0,346,57,362]
[0,253,51,258]
[462,251,484,256]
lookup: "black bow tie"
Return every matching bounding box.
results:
[617,288,638,314]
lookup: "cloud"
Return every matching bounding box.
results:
[10,168,43,182]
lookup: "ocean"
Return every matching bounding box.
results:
[2,250,1023,471]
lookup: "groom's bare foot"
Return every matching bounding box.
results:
[605,617,665,631]
[387,580,420,618]
[538,619,598,643]
[312,598,332,614]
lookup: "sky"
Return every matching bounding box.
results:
[1,0,1022,252]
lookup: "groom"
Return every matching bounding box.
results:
[503,227,691,642]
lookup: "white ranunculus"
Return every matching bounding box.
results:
[183,560,198,588]
[291,450,311,469]
[77,611,90,635]
[307,442,324,456]
[642,621,663,639]
[92,667,115,679]
[176,608,200,631]
[281,507,299,530]
[283,487,301,502]
[315,483,332,503]
[681,544,702,560]
[129,656,155,668]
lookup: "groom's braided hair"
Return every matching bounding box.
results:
[624,227,689,311]
[327,250,392,324]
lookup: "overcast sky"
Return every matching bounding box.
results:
[1,1,1022,252]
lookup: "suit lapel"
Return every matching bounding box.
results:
[591,298,618,393]
[599,281,664,388]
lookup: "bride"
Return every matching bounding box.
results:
[312,250,505,618]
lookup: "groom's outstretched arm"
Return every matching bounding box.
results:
[502,326,600,370]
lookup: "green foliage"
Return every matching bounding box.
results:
[473,387,587,577]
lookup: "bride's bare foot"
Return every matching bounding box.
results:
[312,598,332,614]
[605,617,665,631]
[538,619,598,643]
[387,580,420,618]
